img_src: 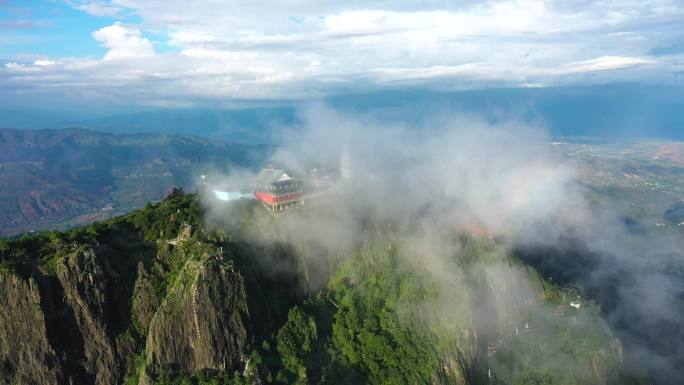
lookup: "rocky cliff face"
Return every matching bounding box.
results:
[0,240,265,385]
[0,192,298,385]
[56,247,133,385]
[0,274,61,385]
[140,254,250,384]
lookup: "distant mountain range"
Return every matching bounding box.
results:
[0,128,269,236]
[3,85,684,141]
[69,107,298,144]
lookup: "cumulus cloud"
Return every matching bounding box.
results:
[92,22,155,60]
[0,0,682,106]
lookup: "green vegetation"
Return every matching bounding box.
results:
[124,353,148,385]
[326,245,447,385]
[490,268,619,385]
[151,370,247,385]
[129,188,203,241]
[252,243,472,385]
[0,188,200,276]
[514,369,570,385]
[0,190,626,385]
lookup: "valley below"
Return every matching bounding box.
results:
[2,128,684,240]
[0,128,269,237]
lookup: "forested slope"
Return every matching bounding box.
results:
[0,191,624,385]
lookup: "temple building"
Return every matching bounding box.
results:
[253,167,303,212]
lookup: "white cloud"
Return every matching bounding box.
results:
[4,62,25,70]
[33,59,56,66]
[92,22,155,60]
[71,0,122,17]
[2,0,682,105]
[168,31,217,45]
[559,56,657,74]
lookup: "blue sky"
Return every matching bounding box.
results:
[0,0,107,58]
[1,0,683,113]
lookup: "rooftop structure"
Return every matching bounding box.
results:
[253,167,303,212]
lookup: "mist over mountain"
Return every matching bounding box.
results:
[202,107,684,385]
[2,107,682,385]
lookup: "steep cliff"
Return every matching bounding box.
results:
[0,274,61,385]
[55,247,133,385]
[140,252,250,384]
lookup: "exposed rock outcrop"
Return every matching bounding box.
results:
[140,253,251,384]
[0,274,61,385]
[55,247,133,385]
